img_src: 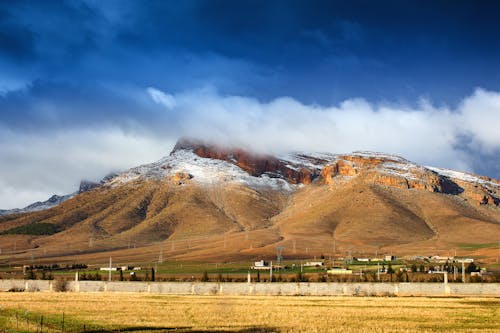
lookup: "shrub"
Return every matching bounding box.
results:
[53,279,68,292]
[1,223,59,235]
[296,272,308,282]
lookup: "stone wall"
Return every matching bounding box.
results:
[1,280,499,296]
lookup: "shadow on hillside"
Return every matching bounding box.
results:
[83,326,280,333]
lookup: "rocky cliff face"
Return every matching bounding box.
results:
[173,138,320,184]
[172,139,499,207]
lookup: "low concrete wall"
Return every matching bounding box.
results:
[0,279,52,292]
[1,279,499,296]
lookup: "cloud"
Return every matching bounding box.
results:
[459,88,500,153]
[150,86,500,175]
[0,127,173,209]
[1,86,499,209]
[148,87,176,110]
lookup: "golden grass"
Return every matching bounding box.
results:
[0,293,499,332]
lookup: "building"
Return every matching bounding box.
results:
[430,255,454,263]
[251,260,271,270]
[384,255,396,261]
[303,261,324,267]
[455,258,474,263]
[327,268,353,275]
[356,258,370,262]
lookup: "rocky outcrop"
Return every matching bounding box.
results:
[173,138,319,184]
[320,160,357,184]
[171,172,193,185]
[79,180,100,193]
[451,181,499,206]
[172,139,498,207]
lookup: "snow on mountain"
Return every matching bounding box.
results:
[427,166,499,189]
[106,149,296,192]
[0,193,76,216]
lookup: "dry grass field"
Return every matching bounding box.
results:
[0,293,499,332]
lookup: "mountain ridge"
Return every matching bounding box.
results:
[0,139,498,264]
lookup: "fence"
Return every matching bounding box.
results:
[1,279,500,296]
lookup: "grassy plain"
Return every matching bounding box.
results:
[0,293,499,332]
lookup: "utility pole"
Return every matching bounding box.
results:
[461,261,465,283]
[269,261,273,282]
[108,257,112,282]
[158,244,164,264]
[276,246,284,267]
[377,262,380,281]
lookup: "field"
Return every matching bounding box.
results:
[0,293,499,332]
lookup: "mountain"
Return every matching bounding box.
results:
[0,139,499,264]
[0,193,75,217]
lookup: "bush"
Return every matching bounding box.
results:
[466,263,480,273]
[1,223,59,235]
[53,279,68,292]
[296,272,308,282]
[25,269,37,280]
[470,275,483,283]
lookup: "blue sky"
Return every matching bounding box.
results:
[1,0,500,208]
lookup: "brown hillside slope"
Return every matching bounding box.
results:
[0,142,499,265]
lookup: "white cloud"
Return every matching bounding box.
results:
[0,127,173,209]
[150,87,500,173]
[147,87,176,110]
[459,88,500,153]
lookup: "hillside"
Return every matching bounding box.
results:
[0,139,499,265]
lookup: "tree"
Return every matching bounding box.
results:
[411,264,418,273]
[119,270,124,281]
[466,262,479,273]
[151,267,155,282]
[201,271,209,282]
[256,270,260,282]
[25,268,36,280]
[387,264,395,282]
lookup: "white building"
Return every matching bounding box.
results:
[327,268,352,275]
[251,260,270,270]
[304,261,324,267]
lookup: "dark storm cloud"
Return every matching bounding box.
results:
[2,0,500,102]
[0,0,499,208]
[0,8,36,61]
